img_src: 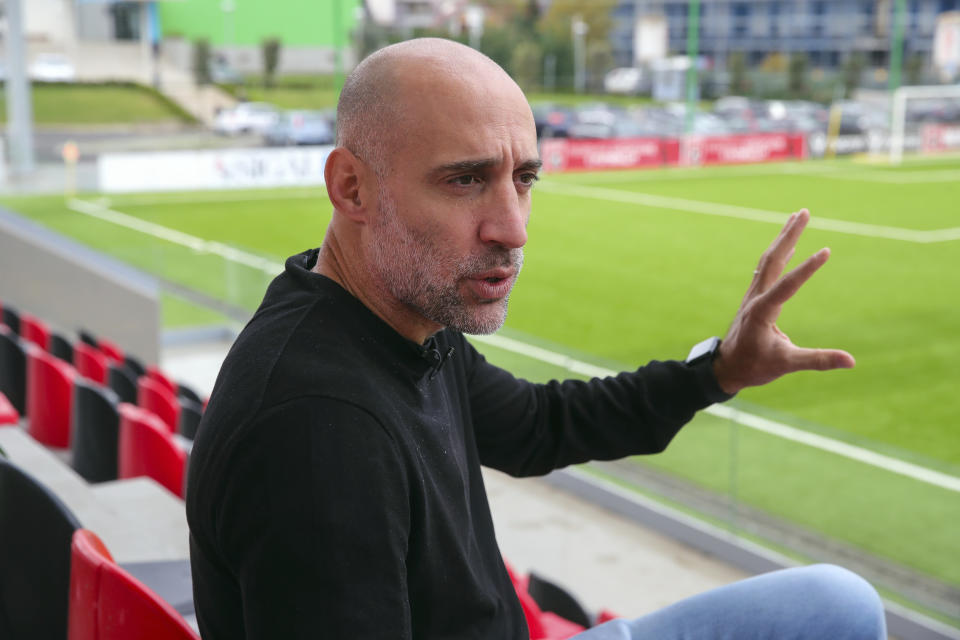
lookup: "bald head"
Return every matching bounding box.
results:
[336,38,528,177]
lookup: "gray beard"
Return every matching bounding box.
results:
[368,190,523,335]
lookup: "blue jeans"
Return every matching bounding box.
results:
[572,565,887,640]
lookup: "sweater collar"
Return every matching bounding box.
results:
[284,249,454,380]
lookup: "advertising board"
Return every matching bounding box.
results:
[921,124,960,153]
[540,137,665,172]
[99,146,333,193]
[681,133,806,166]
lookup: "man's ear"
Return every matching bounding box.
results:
[324,147,370,223]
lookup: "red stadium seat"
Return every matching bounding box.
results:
[69,529,200,640]
[20,313,51,350]
[26,344,76,448]
[74,342,109,385]
[0,391,19,425]
[118,403,187,498]
[137,376,180,434]
[146,366,179,397]
[504,561,586,640]
[96,338,124,364]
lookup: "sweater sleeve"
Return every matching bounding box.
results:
[463,338,732,478]
[214,397,412,639]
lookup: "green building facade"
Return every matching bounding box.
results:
[159,0,360,48]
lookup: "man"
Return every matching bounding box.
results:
[187,38,885,639]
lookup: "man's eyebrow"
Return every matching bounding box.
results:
[517,159,543,172]
[431,157,543,175]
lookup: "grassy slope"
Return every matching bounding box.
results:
[0,84,187,125]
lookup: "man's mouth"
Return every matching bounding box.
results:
[466,269,515,300]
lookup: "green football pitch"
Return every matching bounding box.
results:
[3,155,959,623]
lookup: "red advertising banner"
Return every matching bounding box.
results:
[921,124,960,153]
[541,133,807,174]
[540,137,665,172]
[680,133,807,166]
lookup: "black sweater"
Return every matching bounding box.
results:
[186,249,731,640]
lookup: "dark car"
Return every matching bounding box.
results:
[532,104,577,139]
[264,110,335,146]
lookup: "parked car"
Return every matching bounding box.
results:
[264,110,334,146]
[604,67,648,95]
[28,54,76,82]
[532,104,577,139]
[213,102,280,136]
[209,56,243,85]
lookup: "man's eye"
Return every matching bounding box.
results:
[517,173,540,186]
[450,175,478,186]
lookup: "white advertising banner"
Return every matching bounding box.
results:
[98,146,333,193]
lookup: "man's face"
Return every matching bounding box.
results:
[369,182,526,335]
[364,68,540,336]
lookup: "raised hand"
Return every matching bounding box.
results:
[712,209,855,396]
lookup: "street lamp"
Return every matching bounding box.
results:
[572,14,589,93]
[465,5,485,51]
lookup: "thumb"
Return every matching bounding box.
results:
[788,347,856,373]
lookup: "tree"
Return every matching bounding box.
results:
[511,40,543,91]
[192,38,212,86]
[262,38,282,89]
[729,51,749,95]
[904,52,924,86]
[842,52,865,99]
[586,40,614,92]
[788,53,808,98]
[538,1,612,46]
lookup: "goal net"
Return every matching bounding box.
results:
[889,84,960,165]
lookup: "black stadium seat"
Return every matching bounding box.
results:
[177,382,204,406]
[1,305,21,335]
[71,379,120,483]
[124,353,147,378]
[49,331,75,363]
[178,398,203,440]
[107,362,138,405]
[0,326,27,416]
[0,457,82,639]
[527,572,593,629]
[77,328,99,348]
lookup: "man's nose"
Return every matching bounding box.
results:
[478,180,528,249]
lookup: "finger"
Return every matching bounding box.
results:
[759,247,830,312]
[754,209,810,293]
[784,346,856,373]
[741,213,797,304]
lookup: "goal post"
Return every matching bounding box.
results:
[889,84,960,165]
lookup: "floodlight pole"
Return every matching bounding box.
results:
[888,0,907,93]
[685,0,701,135]
[572,15,588,94]
[4,0,35,176]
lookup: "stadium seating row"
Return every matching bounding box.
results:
[0,453,198,639]
[0,299,201,497]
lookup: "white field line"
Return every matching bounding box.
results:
[471,333,960,494]
[65,197,960,493]
[537,181,960,243]
[786,168,960,184]
[66,198,284,273]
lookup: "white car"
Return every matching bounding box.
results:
[212,102,280,136]
[28,54,76,82]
